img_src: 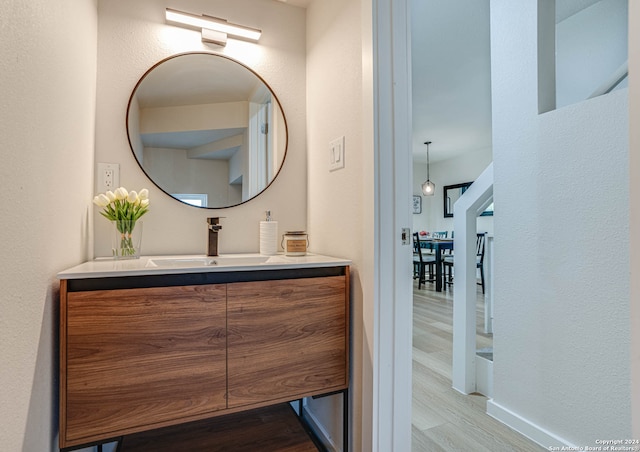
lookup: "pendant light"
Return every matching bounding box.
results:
[421,141,435,196]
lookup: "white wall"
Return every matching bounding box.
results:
[489,0,630,446]
[142,147,233,206]
[95,0,307,256]
[412,147,493,235]
[306,0,369,449]
[0,1,98,450]
[556,0,628,109]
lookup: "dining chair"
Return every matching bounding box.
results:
[413,232,436,289]
[443,232,486,293]
[444,230,454,256]
[419,232,435,256]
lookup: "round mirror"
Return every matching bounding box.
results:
[126,52,288,208]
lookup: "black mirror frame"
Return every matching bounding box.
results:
[443,181,493,218]
[125,52,289,210]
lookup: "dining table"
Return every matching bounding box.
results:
[420,239,454,292]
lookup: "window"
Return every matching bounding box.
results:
[173,193,208,207]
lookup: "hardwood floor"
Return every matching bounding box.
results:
[412,282,545,452]
[120,404,319,451]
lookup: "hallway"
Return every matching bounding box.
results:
[412,283,544,451]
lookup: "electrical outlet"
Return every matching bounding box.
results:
[104,169,114,188]
[98,163,120,192]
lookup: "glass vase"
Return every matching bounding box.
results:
[112,220,142,259]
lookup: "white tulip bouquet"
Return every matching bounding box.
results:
[93,187,150,257]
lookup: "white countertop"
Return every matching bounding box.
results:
[57,253,352,280]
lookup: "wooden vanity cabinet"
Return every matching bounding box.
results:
[60,284,228,447]
[59,267,349,450]
[227,276,348,408]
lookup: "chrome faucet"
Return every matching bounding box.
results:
[207,217,223,256]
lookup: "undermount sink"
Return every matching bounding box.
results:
[147,255,271,268]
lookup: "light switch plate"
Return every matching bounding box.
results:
[329,136,345,172]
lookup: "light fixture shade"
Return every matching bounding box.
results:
[422,180,435,196]
[166,8,262,42]
[422,140,435,196]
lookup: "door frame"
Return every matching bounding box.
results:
[371,0,413,449]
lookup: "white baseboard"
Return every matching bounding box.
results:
[302,405,340,452]
[475,356,493,398]
[486,400,575,449]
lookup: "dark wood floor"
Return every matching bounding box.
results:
[412,281,545,451]
[119,404,319,452]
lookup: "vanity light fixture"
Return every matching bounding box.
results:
[165,8,262,45]
[421,141,435,196]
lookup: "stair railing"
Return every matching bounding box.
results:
[452,163,493,395]
[589,60,628,99]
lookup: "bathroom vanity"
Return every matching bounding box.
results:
[57,254,350,451]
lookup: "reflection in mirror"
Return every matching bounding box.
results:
[127,52,287,208]
[443,182,493,218]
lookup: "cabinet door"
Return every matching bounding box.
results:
[227,276,348,408]
[62,285,227,446]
